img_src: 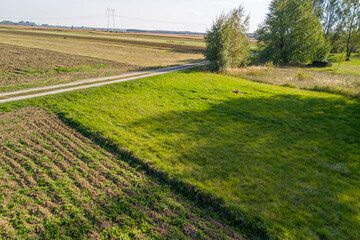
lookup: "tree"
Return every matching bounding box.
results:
[204,6,251,71]
[311,0,346,52]
[342,0,360,60]
[313,0,325,19]
[257,0,329,64]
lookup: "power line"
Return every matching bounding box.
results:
[0,13,209,28]
[114,15,208,26]
[106,8,115,30]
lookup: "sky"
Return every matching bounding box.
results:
[0,0,271,33]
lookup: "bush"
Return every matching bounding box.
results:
[205,6,251,72]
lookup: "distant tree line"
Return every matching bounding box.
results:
[0,20,37,26]
[205,0,360,70]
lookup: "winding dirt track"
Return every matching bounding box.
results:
[0,61,208,104]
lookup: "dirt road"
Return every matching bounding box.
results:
[0,62,208,104]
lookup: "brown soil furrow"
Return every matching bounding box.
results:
[2,147,38,187]
[44,126,138,181]
[6,146,77,206]
[30,133,113,191]
[19,145,111,227]
[25,137,102,199]
[44,123,123,170]
[23,138,85,195]
[22,138,69,175]
[0,154,58,219]
[0,154,66,232]
[46,128,139,185]
[37,128,134,188]
[31,129,115,187]
[1,152,31,189]
[0,160,16,188]
[19,131,128,226]
[0,217,18,239]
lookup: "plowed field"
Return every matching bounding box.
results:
[0,108,242,239]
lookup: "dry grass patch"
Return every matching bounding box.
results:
[225,65,360,97]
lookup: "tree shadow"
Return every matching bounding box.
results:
[127,94,360,239]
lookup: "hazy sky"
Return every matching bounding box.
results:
[0,0,271,33]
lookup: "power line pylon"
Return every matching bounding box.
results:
[106,8,115,31]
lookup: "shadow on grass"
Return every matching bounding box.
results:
[7,72,358,238]
[122,94,360,239]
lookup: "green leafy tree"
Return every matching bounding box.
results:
[205,6,251,71]
[257,0,329,64]
[342,0,360,60]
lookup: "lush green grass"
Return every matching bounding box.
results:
[1,69,359,239]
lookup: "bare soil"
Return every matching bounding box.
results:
[0,107,243,239]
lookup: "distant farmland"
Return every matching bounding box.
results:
[0,25,205,92]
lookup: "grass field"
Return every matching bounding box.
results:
[0,107,242,239]
[226,53,360,97]
[249,39,257,50]
[2,68,359,239]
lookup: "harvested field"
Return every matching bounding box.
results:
[1,30,205,53]
[0,30,204,71]
[0,107,242,239]
[0,25,205,43]
[102,32,205,41]
[0,43,138,92]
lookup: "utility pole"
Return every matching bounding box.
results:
[112,9,116,29]
[106,8,115,31]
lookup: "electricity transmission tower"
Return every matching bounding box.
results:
[106,8,115,31]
